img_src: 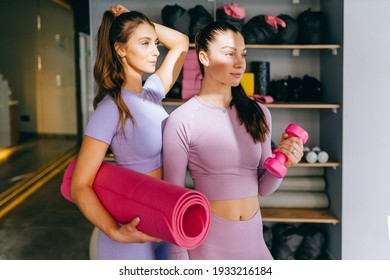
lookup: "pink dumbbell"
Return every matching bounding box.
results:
[264,124,309,178]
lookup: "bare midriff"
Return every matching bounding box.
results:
[146,166,163,179]
[209,196,259,221]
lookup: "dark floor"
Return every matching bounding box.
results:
[0,137,93,260]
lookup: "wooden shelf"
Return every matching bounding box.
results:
[296,161,340,168]
[261,208,339,224]
[163,98,340,110]
[189,43,341,50]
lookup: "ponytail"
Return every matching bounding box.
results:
[231,84,269,143]
[93,11,135,134]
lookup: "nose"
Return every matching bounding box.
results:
[152,44,160,57]
[234,56,245,69]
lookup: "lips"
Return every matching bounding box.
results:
[230,73,243,78]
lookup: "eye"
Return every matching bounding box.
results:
[142,41,149,46]
[242,53,247,57]
[225,52,233,56]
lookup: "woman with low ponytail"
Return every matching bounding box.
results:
[163,21,304,259]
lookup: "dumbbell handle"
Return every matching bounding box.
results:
[264,124,309,178]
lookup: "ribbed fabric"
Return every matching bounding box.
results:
[189,210,273,260]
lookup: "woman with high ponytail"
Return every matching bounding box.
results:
[163,21,304,259]
[69,4,189,260]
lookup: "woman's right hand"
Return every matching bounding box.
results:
[111,217,162,243]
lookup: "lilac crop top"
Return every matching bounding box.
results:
[85,74,168,173]
[163,96,282,200]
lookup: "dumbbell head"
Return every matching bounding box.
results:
[285,124,309,144]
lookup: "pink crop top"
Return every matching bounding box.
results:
[163,96,282,200]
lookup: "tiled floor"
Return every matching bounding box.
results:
[0,137,93,260]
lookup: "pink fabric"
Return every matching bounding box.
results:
[219,3,245,19]
[60,159,211,250]
[251,94,274,104]
[264,16,286,29]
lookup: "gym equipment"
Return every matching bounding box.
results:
[60,159,211,250]
[264,124,309,177]
[311,147,329,163]
[304,147,318,163]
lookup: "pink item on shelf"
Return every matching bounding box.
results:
[186,49,198,60]
[60,159,211,250]
[264,15,286,29]
[182,88,198,100]
[184,59,200,70]
[182,78,202,90]
[219,3,245,19]
[183,69,201,80]
[251,94,274,104]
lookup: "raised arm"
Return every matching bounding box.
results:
[111,4,189,94]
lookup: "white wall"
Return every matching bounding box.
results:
[343,0,390,259]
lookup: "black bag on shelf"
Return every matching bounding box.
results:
[295,224,326,260]
[161,4,190,36]
[301,75,323,101]
[188,5,214,42]
[216,3,246,31]
[242,15,279,44]
[271,224,304,260]
[263,225,273,251]
[287,76,304,101]
[297,8,328,44]
[275,14,298,44]
[268,78,289,101]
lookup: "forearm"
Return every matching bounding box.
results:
[72,184,119,238]
[258,170,283,197]
[154,22,189,51]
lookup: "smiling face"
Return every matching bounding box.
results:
[116,23,160,75]
[199,30,247,87]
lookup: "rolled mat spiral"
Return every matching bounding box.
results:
[60,159,211,250]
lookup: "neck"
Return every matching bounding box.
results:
[122,65,143,93]
[198,77,232,108]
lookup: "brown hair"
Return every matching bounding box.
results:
[194,21,270,143]
[93,10,154,133]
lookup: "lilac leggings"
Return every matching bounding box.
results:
[188,209,273,260]
[89,227,170,260]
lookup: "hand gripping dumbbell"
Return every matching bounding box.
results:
[264,124,309,178]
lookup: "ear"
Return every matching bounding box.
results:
[114,42,126,58]
[198,50,209,67]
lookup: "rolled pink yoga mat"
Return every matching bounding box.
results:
[61,159,211,250]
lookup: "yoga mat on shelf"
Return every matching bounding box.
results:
[258,191,329,208]
[60,159,211,250]
[278,177,326,192]
[286,167,325,177]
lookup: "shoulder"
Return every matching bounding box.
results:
[95,95,117,113]
[168,97,200,121]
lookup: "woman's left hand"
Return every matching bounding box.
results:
[277,133,304,167]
